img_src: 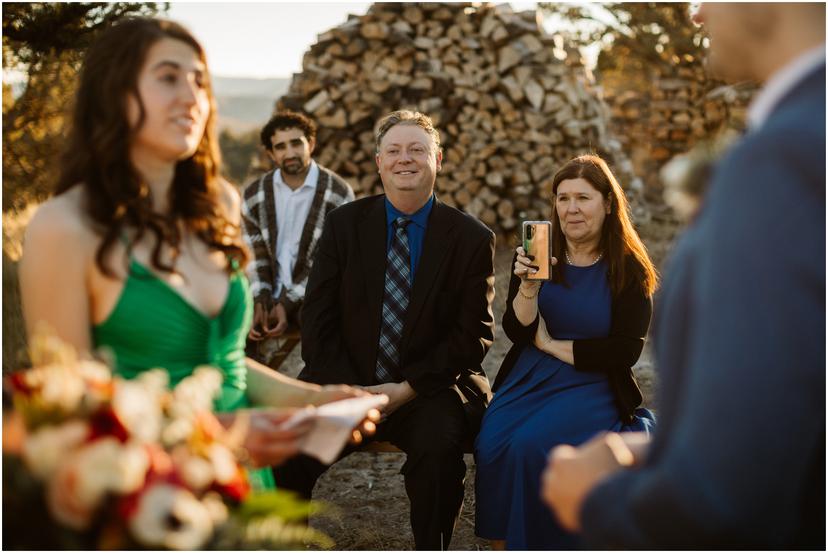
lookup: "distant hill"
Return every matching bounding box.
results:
[213,76,291,134]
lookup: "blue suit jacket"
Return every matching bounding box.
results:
[580,64,826,548]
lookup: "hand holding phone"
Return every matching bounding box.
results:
[522,221,552,280]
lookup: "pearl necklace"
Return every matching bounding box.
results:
[565,250,603,266]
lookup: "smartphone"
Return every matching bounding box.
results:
[522,220,552,280]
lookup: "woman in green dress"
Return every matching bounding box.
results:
[19,17,375,475]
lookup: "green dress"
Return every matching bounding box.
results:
[92,256,275,489]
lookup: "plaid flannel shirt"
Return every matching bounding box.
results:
[241,164,354,309]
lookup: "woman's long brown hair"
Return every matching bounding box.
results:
[550,155,658,297]
[55,17,247,277]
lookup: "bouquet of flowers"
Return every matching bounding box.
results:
[2,334,332,550]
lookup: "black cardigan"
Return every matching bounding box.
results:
[495,254,652,424]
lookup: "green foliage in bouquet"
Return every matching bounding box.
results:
[214,490,334,550]
[2,333,333,550]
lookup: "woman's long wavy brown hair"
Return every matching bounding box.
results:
[55,17,247,277]
[550,155,658,297]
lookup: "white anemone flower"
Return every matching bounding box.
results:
[128,483,214,550]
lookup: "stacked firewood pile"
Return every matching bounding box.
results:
[603,58,757,194]
[276,2,640,233]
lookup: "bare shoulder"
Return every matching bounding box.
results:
[25,187,96,248]
[218,178,242,224]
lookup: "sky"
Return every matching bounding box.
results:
[167,1,542,79]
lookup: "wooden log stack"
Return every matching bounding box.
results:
[603,57,757,197]
[276,2,639,234]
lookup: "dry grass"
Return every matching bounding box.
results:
[309,453,486,550]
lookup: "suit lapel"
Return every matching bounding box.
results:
[357,196,388,331]
[402,200,455,344]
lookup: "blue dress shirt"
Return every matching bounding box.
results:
[385,194,434,281]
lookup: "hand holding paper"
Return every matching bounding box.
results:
[281,394,389,464]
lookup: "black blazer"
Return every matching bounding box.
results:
[299,194,496,427]
[495,253,652,424]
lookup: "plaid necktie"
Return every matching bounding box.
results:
[375,216,412,383]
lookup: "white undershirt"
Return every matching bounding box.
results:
[747,44,826,131]
[273,160,318,299]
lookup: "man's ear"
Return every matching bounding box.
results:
[308,137,316,155]
[375,153,381,172]
[435,149,443,172]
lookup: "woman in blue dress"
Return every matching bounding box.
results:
[475,155,659,549]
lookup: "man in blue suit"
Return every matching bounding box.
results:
[542,3,825,548]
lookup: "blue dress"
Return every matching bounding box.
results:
[474,261,655,549]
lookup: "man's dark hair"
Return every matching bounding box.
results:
[260,111,317,149]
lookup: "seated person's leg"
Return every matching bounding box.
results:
[284,297,303,329]
[271,439,365,500]
[271,454,329,500]
[382,388,468,550]
[249,299,303,370]
[245,336,264,364]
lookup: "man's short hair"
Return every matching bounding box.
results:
[260,111,317,149]
[374,110,442,154]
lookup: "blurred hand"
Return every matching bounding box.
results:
[616,431,651,465]
[361,381,416,418]
[514,245,540,283]
[305,384,383,445]
[541,432,634,532]
[248,302,267,341]
[310,384,370,406]
[221,408,314,468]
[264,302,288,338]
[514,246,558,290]
[349,408,382,445]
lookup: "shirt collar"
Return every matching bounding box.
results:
[747,44,826,131]
[273,160,319,191]
[385,194,435,230]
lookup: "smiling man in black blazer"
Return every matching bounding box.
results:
[273,110,496,550]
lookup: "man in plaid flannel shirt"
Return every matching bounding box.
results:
[241,111,354,360]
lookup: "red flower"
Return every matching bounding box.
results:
[6,372,33,396]
[211,468,250,503]
[118,444,178,520]
[88,406,130,443]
